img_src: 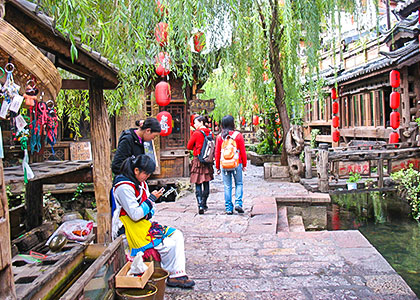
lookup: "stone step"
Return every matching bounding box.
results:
[288,215,305,232]
[276,206,289,232]
[276,192,330,204]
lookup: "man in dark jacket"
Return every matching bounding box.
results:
[112,118,161,174]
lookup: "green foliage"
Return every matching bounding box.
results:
[347,171,362,183]
[72,183,86,202]
[256,139,273,155]
[415,117,420,127]
[310,129,320,148]
[391,165,420,222]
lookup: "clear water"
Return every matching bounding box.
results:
[329,192,420,297]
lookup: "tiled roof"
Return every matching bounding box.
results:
[395,0,420,18]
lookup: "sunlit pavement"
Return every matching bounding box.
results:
[154,164,418,300]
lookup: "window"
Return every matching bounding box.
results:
[369,92,374,126]
[353,95,358,126]
[360,94,365,126]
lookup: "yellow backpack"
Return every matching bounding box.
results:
[220,131,240,170]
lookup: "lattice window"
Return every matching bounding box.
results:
[161,104,186,149]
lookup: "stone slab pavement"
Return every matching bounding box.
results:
[153,165,418,300]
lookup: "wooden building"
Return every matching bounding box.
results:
[303,1,420,146]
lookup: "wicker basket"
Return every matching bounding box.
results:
[0,18,61,99]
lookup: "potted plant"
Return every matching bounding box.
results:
[347,172,361,190]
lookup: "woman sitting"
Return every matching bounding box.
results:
[112,155,195,288]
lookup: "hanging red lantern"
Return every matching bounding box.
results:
[332,101,339,114]
[390,70,400,88]
[155,81,171,106]
[390,92,400,110]
[156,0,166,16]
[253,115,259,126]
[332,116,339,128]
[155,52,171,77]
[389,131,399,144]
[275,114,281,125]
[193,32,205,52]
[331,88,338,100]
[332,130,340,143]
[155,22,168,46]
[157,111,173,136]
[241,116,246,126]
[390,111,400,129]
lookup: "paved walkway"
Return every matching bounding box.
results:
[154,165,418,300]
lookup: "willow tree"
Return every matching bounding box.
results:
[37,0,356,164]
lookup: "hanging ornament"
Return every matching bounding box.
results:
[193,31,205,53]
[389,131,399,144]
[155,52,171,77]
[390,111,400,130]
[241,116,246,126]
[16,129,34,183]
[389,70,400,88]
[155,81,171,106]
[332,130,340,143]
[155,22,168,46]
[332,116,339,128]
[390,92,400,110]
[252,115,259,126]
[157,111,173,136]
[331,87,337,100]
[332,102,339,114]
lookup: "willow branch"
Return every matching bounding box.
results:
[255,0,268,39]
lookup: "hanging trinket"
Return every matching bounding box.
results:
[16,129,34,183]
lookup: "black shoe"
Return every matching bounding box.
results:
[166,276,195,288]
[235,206,244,213]
[198,207,204,214]
[226,211,233,215]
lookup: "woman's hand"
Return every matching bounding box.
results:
[152,187,165,199]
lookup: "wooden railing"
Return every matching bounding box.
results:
[304,142,420,192]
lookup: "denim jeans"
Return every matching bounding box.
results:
[221,164,243,212]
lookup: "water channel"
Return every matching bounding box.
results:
[329,192,420,297]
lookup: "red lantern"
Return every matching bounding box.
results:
[155,81,171,106]
[390,92,400,110]
[155,52,171,77]
[241,117,246,126]
[390,70,400,88]
[155,22,168,46]
[390,111,400,129]
[332,101,339,114]
[332,116,339,128]
[331,88,338,100]
[156,0,166,16]
[389,131,399,144]
[193,32,205,52]
[332,130,340,143]
[253,115,259,126]
[157,111,173,136]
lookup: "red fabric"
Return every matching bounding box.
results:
[187,127,211,156]
[142,248,162,262]
[215,131,247,170]
[117,182,146,216]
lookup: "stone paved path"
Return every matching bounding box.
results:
[153,165,418,300]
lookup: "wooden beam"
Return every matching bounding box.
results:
[88,79,112,244]
[61,79,89,90]
[0,159,16,299]
[25,180,43,230]
[41,168,93,184]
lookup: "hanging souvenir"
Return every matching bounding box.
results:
[16,129,34,183]
[23,79,38,107]
[45,100,58,155]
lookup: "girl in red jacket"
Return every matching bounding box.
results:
[215,115,247,214]
[187,115,214,214]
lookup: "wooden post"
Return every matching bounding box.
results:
[0,159,17,299]
[317,144,329,193]
[25,180,43,230]
[402,67,411,127]
[378,159,384,188]
[89,79,112,244]
[304,146,312,179]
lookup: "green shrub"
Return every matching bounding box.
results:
[347,171,361,183]
[391,165,420,221]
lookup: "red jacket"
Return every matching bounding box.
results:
[215,130,247,170]
[187,127,212,156]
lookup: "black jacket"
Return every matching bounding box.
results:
[112,128,145,174]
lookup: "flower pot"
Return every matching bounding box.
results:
[347,182,357,190]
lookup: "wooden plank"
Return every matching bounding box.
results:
[60,237,124,300]
[61,79,89,90]
[89,80,112,244]
[41,168,93,184]
[316,146,329,193]
[0,159,16,299]
[378,159,384,188]
[25,180,43,230]
[338,161,370,176]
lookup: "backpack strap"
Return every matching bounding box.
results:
[231,131,239,139]
[199,130,207,137]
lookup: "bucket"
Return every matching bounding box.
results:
[116,283,157,300]
[148,268,169,300]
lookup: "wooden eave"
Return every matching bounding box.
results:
[4,0,119,89]
[395,0,420,18]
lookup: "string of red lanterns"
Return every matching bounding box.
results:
[331,87,340,143]
[389,70,400,144]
